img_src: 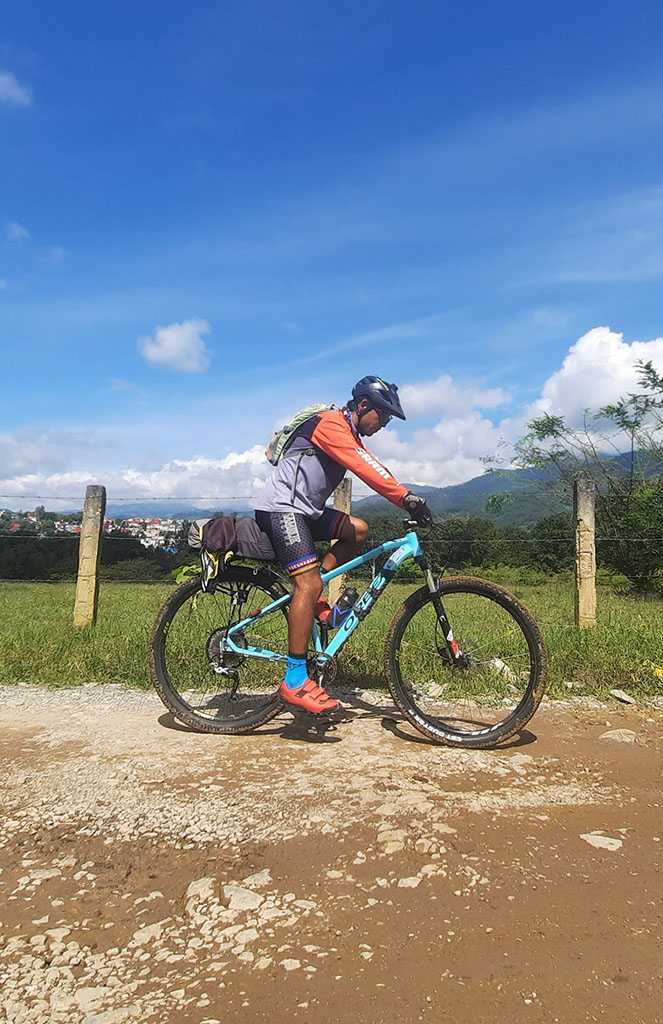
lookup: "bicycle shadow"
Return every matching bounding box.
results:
[157,691,538,749]
[337,689,539,750]
[156,709,347,745]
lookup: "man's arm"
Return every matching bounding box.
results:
[309,412,409,508]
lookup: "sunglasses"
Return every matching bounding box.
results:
[373,407,392,426]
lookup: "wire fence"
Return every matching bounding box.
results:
[1,492,662,597]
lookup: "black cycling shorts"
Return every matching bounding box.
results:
[255,508,348,578]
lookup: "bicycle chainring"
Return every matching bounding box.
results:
[308,652,337,685]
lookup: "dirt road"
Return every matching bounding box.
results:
[1,685,662,1024]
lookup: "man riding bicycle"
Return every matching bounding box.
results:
[255,375,432,715]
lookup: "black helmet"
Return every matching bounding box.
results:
[351,375,406,421]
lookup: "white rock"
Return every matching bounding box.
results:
[29,868,61,881]
[510,754,535,767]
[186,877,216,901]
[599,729,637,743]
[82,1011,135,1024]
[280,958,301,971]
[131,919,170,946]
[224,885,264,911]
[433,822,457,835]
[242,869,272,888]
[74,987,110,1011]
[397,876,421,888]
[580,833,623,851]
[610,689,636,705]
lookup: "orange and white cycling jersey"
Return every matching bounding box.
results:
[255,408,409,519]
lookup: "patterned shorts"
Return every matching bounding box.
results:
[254,508,348,578]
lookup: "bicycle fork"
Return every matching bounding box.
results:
[420,563,468,667]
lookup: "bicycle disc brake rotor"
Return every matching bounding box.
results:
[207,627,248,670]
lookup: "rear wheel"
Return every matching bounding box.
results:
[149,566,290,733]
[384,577,547,748]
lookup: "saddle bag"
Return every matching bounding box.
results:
[188,515,276,591]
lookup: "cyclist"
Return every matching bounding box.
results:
[255,375,432,714]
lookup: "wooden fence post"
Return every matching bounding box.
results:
[73,485,107,628]
[328,477,352,607]
[574,477,596,628]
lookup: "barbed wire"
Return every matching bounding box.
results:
[0,493,258,502]
[2,533,662,544]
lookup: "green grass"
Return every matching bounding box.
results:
[1,578,662,700]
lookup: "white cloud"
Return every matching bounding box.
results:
[6,221,30,242]
[0,69,32,107]
[527,326,663,424]
[400,374,509,418]
[4,327,663,507]
[138,318,213,373]
[0,445,270,511]
[0,279,7,291]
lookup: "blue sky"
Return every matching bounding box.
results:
[3,0,663,509]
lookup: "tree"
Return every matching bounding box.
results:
[505,361,663,590]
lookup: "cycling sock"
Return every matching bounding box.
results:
[283,654,308,689]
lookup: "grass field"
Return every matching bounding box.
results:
[1,577,662,700]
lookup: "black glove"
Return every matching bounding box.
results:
[403,492,433,526]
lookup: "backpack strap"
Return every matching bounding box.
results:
[285,447,317,503]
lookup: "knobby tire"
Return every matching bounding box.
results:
[384,576,547,749]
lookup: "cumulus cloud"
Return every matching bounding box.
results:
[0,445,271,511]
[400,374,509,418]
[6,221,30,242]
[527,326,663,423]
[138,318,213,373]
[0,69,32,107]
[369,409,504,489]
[4,327,663,505]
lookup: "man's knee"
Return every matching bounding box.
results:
[292,570,323,601]
[348,516,369,545]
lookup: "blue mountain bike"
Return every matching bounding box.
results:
[150,521,547,749]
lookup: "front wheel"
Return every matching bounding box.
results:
[384,577,547,748]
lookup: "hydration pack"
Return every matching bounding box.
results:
[265,404,338,465]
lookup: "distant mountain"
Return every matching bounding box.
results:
[103,503,251,520]
[354,467,571,525]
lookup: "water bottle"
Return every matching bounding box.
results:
[330,586,359,628]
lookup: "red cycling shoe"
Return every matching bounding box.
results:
[279,678,340,714]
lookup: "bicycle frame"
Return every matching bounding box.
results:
[224,529,430,665]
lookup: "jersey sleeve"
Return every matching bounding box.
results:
[310,412,409,508]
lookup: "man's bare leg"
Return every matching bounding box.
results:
[320,515,369,573]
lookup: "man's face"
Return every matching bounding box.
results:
[356,399,391,436]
